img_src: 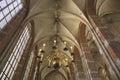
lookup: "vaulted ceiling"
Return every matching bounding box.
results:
[24,0,120,79]
[26,0,86,46]
[25,0,86,79]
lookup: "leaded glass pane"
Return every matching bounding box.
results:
[19,3,23,9]
[6,14,12,22]
[0,0,7,8]
[13,1,18,7]
[2,74,6,80]
[0,12,4,20]
[0,19,7,28]
[11,10,16,17]
[4,64,11,75]
[0,0,23,29]
[15,6,19,13]
[9,4,14,11]
[3,7,9,16]
[0,72,3,78]
[9,56,15,64]
[17,0,21,4]
[7,0,13,4]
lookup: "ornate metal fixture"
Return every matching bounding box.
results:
[37,40,75,70]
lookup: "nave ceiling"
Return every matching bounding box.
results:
[23,0,120,80]
[25,0,86,79]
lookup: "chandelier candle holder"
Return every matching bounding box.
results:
[70,46,75,62]
[63,41,68,51]
[38,49,44,63]
[46,49,72,69]
[52,40,57,49]
[38,40,75,70]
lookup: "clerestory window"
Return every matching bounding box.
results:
[0,24,31,80]
[0,0,23,29]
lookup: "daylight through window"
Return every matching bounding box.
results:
[0,25,30,80]
[0,0,23,29]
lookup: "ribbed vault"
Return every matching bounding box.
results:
[25,0,88,79]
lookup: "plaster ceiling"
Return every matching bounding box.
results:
[26,0,86,79]
[95,0,120,16]
[24,0,120,79]
[26,0,86,46]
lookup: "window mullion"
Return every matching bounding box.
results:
[0,25,31,80]
[0,0,23,29]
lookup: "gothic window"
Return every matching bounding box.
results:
[0,0,23,29]
[0,24,31,80]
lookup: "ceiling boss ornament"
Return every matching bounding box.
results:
[37,40,75,70]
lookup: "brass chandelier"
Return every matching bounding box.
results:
[37,40,75,69]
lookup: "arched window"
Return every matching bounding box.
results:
[0,24,31,80]
[0,0,23,29]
